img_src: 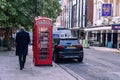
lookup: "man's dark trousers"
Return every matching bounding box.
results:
[19,54,26,70]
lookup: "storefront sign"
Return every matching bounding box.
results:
[112,24,120,30]
[102,4,112,16]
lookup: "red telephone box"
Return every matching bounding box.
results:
[33,17,53,66]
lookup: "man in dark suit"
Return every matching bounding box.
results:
[15,27,30,70]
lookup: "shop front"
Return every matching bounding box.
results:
[84,25,119,49]
[112,24,120,49]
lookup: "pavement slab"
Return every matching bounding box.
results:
[0,46,78,80]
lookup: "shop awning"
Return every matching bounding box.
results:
[84,26,111,31]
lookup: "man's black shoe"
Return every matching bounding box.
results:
[20,67,23,70]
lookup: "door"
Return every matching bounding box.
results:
[39,27,50,60]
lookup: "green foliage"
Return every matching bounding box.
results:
[0,0,61,29]
[38,0,61,22]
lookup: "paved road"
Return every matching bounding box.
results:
[58,47,120,80]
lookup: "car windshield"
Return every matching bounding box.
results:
[60,39,78,45]
[53,34,59,38]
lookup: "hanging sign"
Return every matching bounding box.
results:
[102,4,112,16]
[112,24,120,30]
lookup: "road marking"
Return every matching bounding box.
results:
[59,65,86,80]
[111,72,120,77]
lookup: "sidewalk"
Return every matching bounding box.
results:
[0,46,81,80]
[90,46,120,53]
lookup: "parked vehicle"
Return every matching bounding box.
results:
[53,28,72,48]
[88,39,100,46]
[53,37,84,62]
[53,28,72,38]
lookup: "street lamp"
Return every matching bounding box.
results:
[35,0,38,17]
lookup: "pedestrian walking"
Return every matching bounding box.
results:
[15,27,30,70]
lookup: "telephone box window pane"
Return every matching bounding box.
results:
[38,27,50,60]
[41,44,48,48]
[39,55,49,59]
[39,49,49,59]
[40,27,49,32]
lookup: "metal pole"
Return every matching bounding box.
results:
[0,37,3,50]
[35,0,38,17]
[0,37,2,49]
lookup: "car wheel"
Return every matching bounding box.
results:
[78,54,84,62]
[78,52,84,62]
[78,57,83,62]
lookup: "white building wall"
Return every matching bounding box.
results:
[69,1,72,29]
[113,0,116,16]
[119,2,120,16]
[66,5,69,28]
[79,0,82,27]
[93,0,103,26]
[76,0,79,27]
[83,0,86,27]
[93,0,97,26]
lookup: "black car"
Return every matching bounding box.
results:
[53,37,84,62]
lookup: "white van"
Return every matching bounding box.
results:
[53,28,72,38]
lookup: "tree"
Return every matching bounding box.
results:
[0,0,61,50]
[0,0,61,28]
[0,0,32,28]
[38,0,61,22]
